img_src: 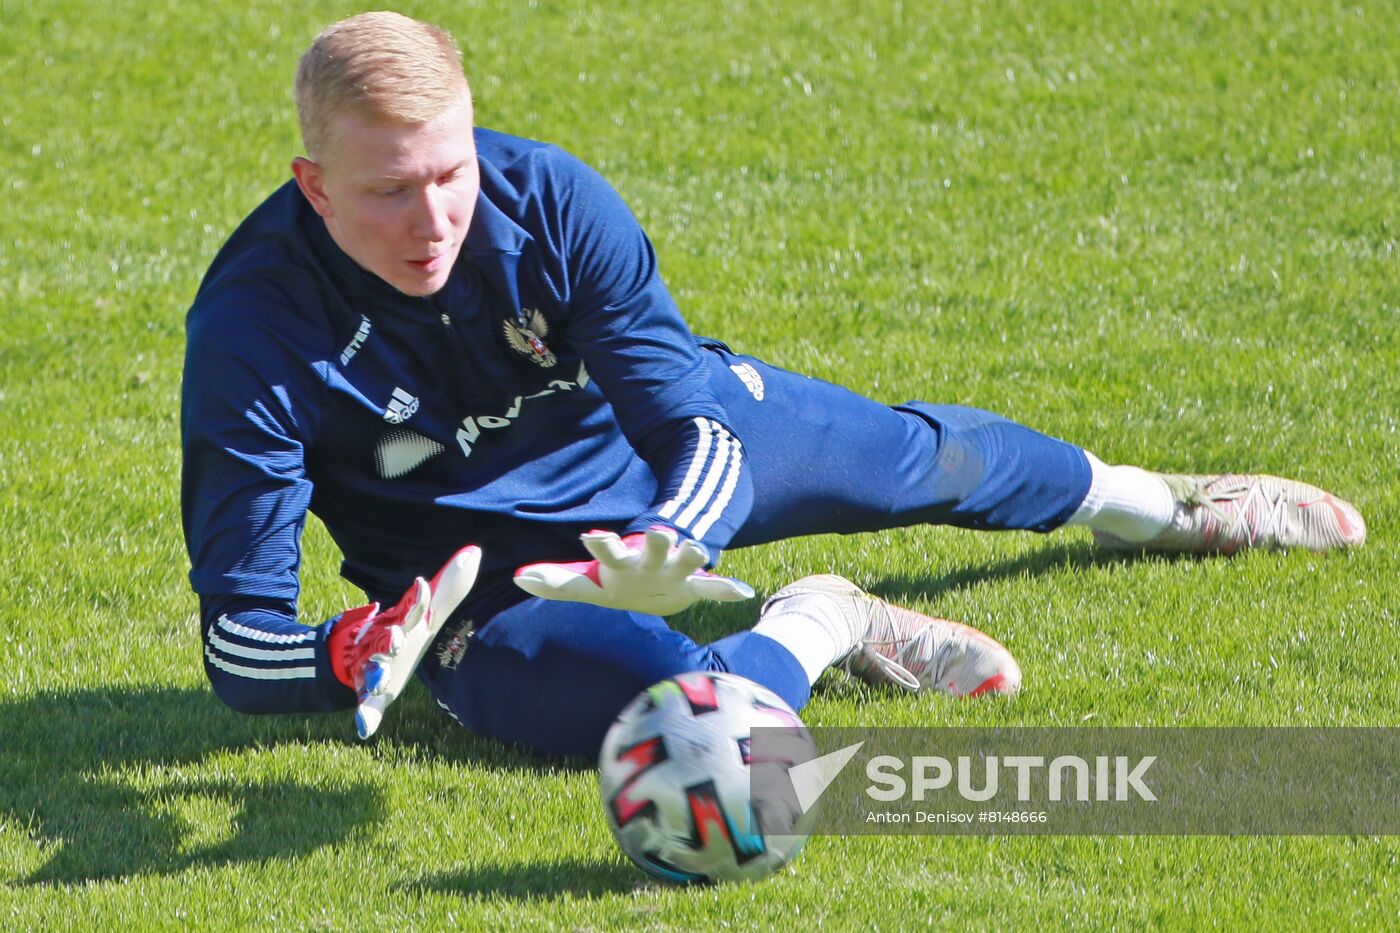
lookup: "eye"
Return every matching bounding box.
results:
[440,160,476,186]
[378,186,405,198]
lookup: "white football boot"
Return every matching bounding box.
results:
[1093,474,1366,555]
[763,575,1022,697]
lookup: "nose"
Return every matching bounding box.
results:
[411,184,451,243]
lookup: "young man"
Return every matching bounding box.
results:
[181,12,1365,759]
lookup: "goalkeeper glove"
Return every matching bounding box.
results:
[329,545,481,739]
[513,526,753,616]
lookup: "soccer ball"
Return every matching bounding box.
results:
[598,671,818,884]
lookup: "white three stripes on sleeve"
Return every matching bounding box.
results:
[655,417,744,541]
[691,440,744,540]
[658,417,713,522]
[205,614,317,681]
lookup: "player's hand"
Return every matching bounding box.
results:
[329,545,481,739]
[513,527,754,616]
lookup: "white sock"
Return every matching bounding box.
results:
[751,594,861,687]
[1067,452,1176,542]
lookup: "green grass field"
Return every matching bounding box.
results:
[2,0,1397,927]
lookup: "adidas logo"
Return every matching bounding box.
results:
[383,387,420,425]
[729,363,765,401]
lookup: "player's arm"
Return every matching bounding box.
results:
[182,292,336,709]
[513,152,754,614]
[182,288,477,736]
[194,552,479,738]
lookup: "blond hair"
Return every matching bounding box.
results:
[294,11,469,159]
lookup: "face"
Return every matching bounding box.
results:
[292,93,479,297]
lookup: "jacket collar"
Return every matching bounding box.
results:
[461,186,528,256]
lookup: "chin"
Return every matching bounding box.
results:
[389,271,450,297]
[397,281,445,297]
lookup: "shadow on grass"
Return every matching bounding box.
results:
[681,539,1172,644]
[863,539,1187,605]
[0,685,612,888]
[399,856,643,901]
[0,686,383,886]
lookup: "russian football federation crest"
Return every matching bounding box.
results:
[503,308,557,368]
[435,620,474,669]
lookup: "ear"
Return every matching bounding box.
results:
[291,156,334,218]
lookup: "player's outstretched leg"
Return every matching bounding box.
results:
[1068,456,1366,555]
[702,344,1366,557]
[754,575,1021,697]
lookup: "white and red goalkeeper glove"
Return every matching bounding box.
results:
[513,526,754,617]
[329,545,481,739]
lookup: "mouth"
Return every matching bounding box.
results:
[407,252,450,273]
